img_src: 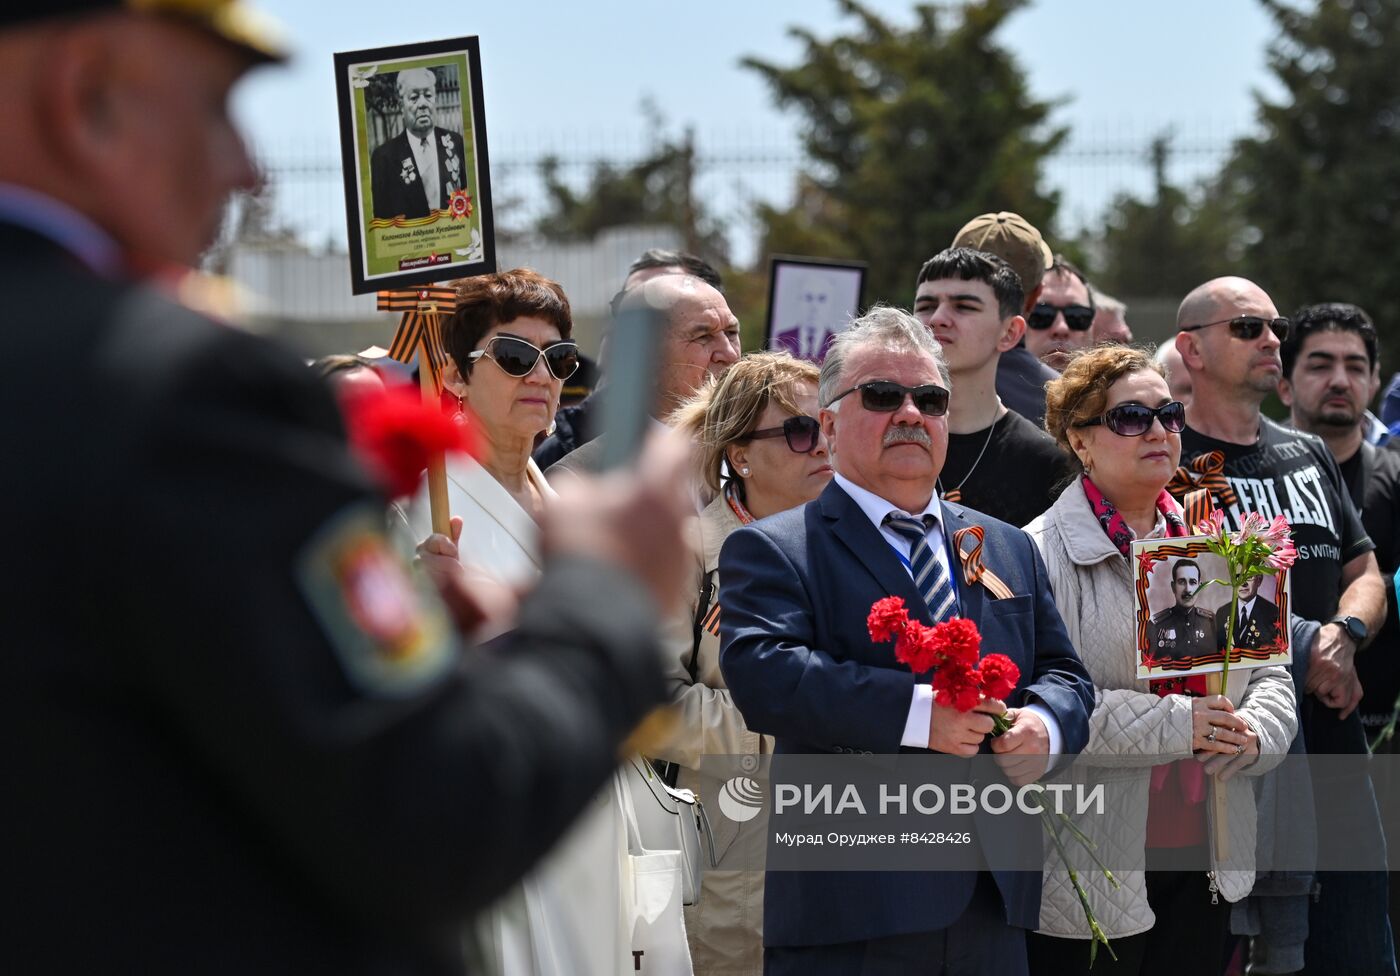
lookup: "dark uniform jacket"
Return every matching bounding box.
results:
[370,126,467,220]
[1147,604,1218,661]
[1215,596,1282,651]
[2,222,665,975]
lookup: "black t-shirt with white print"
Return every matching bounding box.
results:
[1180,418,1379,753]
[1179,417,1373,625]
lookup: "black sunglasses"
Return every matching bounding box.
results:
[743,415,822,453]
[1027,303,1095,332]
[829,380,950,417]
[1179,315,1290,342]
[467,335,580,380]
[1074,400,1187,437]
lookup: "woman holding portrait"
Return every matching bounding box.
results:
[406,269,635,976]
[657,351,833,974]
[1023,345,1297,975]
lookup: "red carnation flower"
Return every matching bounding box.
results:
[977,653,1020,701]
[929,617,981,668]
[895,620,940,674]
[341,384,481,498]
[933,661,982,712]
[867,596,910,644]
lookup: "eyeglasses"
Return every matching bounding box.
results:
[1074,400,1187,437]
[467,335,580,380]
[1179,316,1290,342]
[742,415,822,453]
[1027,303,1095,332]
[828,381,950,417]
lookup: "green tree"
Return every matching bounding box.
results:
[745,0,1065,306]
[1092,134,1242,301]
[1227,0,1400,370]
[532,123,727,262]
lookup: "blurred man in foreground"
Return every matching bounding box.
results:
[0,5,690,974]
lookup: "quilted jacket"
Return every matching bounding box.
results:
[1025,480,1298,940]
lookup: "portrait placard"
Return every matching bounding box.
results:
[764,256,866,364]
[1132,536,1292,680]
[334,36,496,294]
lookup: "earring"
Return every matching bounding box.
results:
[454,395,468,426]
[740,467,751,476]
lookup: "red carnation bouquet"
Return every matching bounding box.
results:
[867,596,1020,727]
[866,595,1120,963]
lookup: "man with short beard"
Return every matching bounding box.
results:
[1173,279,1392,975]
[1279,303,1400,747]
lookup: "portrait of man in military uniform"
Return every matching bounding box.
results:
[1147,558,1219,661]
[1215,574,1281,651]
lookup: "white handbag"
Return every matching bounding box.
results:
[623,757,716,905]
[615,768,695,975]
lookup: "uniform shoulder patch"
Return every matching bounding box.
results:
[297,503,454,698]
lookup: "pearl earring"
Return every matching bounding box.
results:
[741,467,751,476]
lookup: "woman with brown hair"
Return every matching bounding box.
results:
[656,350,833,974]
[405,268,579,592]
[1024,345,1296,975]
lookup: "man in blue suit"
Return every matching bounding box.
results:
[720,306,1094,975]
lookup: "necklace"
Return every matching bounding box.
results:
[938,413,998,504]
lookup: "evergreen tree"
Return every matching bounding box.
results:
[745,0,1064,306]
[1229,0,1400,368]
[1093,134,1242,301]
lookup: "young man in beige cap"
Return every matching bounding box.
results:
[952,211,1058,426]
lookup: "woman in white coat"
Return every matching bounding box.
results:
[408,270,644,976]
[1023,345,1297,975]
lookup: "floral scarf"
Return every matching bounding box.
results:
[1081,476,1207,805]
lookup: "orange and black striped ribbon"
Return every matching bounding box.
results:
[702,602,721,637]
[378,286,458,383]
[951,526,1016,600]
[1166,450,1239,511]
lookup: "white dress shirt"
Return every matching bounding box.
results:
[408,130,441,213]
[831,473,1062,755]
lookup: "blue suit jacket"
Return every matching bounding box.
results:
[718,481,1093,948]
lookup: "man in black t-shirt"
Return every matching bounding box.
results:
[913,247,1071,527]
[1175,278,1392,976]
[1280,302,1400,741]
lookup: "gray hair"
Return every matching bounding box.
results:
[1089,287,1127,316]
[819,304,950,408]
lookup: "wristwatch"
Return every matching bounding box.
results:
[1330,615,1368,644]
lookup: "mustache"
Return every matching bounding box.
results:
[883,426,931,447]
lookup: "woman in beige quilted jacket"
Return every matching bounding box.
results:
[1023,346,1297,975]
[653,352,833,975]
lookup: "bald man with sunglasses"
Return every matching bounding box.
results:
[1172,276,1392,976]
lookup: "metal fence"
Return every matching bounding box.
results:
[220,125,1238,352]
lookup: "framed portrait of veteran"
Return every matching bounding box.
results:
[334,36,496,294]
[764,256,866,364]
[1131,537,1292,681]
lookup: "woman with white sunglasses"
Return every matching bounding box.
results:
[407,270,645,976]
[406,268,581,595]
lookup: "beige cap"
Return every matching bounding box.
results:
[3,1,287,63]
[952,212,1053,299]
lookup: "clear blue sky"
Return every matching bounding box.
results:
[233,0,1283,248]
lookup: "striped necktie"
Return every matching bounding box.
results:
[884,512,956,622]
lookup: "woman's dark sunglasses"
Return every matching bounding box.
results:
[468,335,580,380]
[1074,400,1187,437]
[1178,315,1290,342]
[743,415,822,453]
[829,380,950,417]
[1027,303,1095,332]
